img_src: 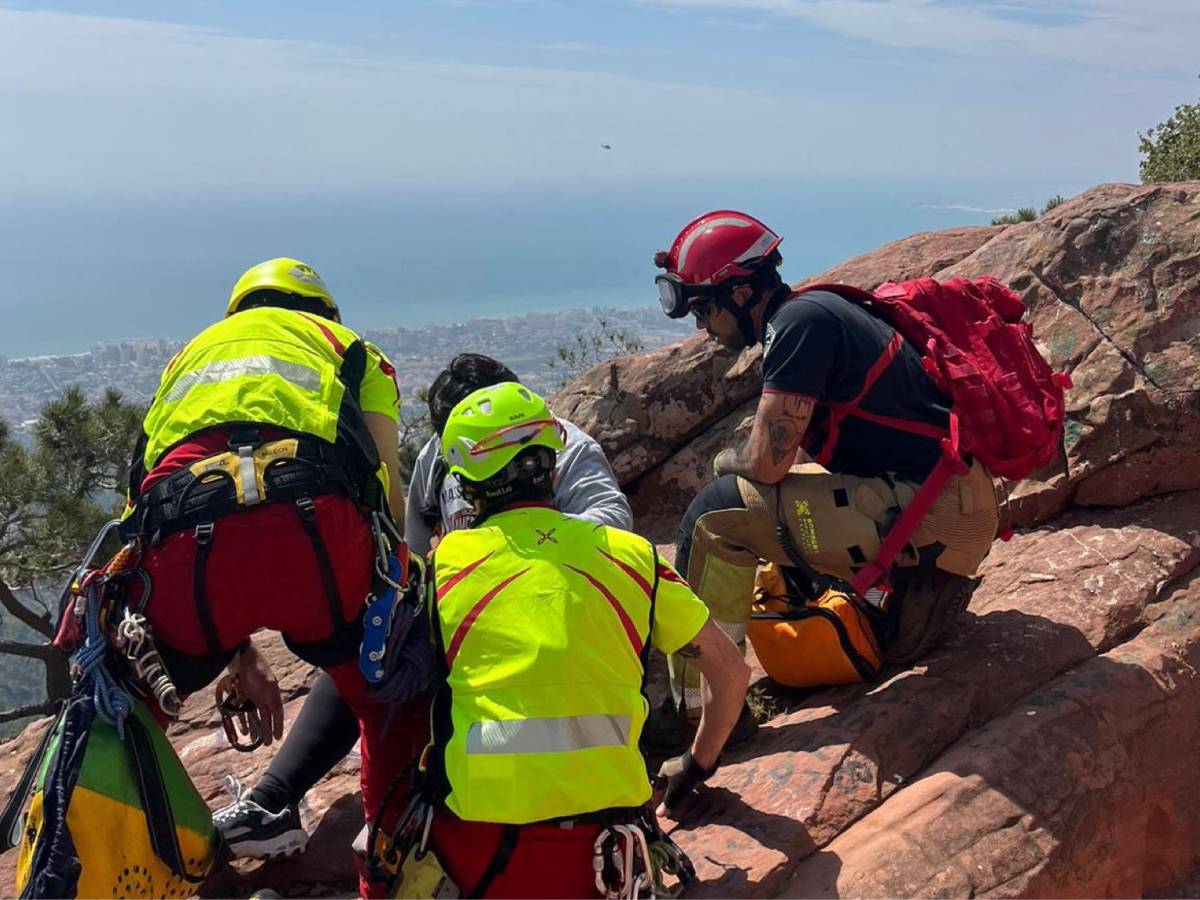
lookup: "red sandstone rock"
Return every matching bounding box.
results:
[782,569,1200,898]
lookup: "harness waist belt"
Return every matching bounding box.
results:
[133,437,357,540]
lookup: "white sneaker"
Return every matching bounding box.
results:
[212,775,309,860]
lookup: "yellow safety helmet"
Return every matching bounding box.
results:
[441,382,566,484]
[226,257,340,321]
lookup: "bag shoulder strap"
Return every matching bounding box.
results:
[125,713,212,884]
[0,706,62,852]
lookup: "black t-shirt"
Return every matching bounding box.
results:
[761,290,951,483]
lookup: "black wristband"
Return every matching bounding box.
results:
[661,749,719,811]
[682,748,719,780]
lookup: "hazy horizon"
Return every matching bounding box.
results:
[5,174,1083,357]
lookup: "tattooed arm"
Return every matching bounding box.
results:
[679,618,750,770]
[712,390,815,485]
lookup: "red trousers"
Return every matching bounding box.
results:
[431,810,604,899]
[139,494,427,897]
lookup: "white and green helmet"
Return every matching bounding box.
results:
[440,382,567,484]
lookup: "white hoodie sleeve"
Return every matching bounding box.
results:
[403,436,443,557]
[553,418,633,530]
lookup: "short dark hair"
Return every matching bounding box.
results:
[236,289,338,321]
[428,354,519,435]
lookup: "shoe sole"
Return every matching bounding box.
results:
[225,830,310,861]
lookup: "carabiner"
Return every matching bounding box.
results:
[215,674,264,752]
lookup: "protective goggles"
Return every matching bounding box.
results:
[656,274,718,320]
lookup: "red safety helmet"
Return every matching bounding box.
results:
[655,210,782,319]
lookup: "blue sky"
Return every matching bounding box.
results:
[1,1,1197,354]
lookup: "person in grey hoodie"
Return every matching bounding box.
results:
[406,356,631,555]
[213,354,631,862]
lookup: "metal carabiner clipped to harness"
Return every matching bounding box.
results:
[215,673,264,752]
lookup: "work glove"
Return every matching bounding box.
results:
[656,749,719,815]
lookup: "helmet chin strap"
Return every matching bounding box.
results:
[717,288,766,347]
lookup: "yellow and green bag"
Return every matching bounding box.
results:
[748,565,884,688]
[3,694,221,899]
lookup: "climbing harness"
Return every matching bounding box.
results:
[214,673,265,752]
[592,818,693,899]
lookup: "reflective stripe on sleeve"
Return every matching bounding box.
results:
[466,714,632,755]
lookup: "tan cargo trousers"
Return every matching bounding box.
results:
[671,458,999,714]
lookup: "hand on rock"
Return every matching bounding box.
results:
[655,750,718,818]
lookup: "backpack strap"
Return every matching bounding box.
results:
[849,413,968,596]
[814,331,907,467]
[0,706,62,852]
[126,712,212,884]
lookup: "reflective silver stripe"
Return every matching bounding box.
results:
[237,445,260,506]
[676,215,751,272]
[164,356,323,403]
[466,714,631,755]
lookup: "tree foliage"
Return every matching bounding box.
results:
[0,387,144,728]
[548,317,645,388]
[397,387,432,487]
[1139,94,1200,183]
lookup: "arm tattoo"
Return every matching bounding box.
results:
[766,395,815,467]
[677,642,703,659]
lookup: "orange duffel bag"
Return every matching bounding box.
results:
[748,565,884,688]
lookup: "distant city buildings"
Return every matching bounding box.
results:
[2,307,691,435]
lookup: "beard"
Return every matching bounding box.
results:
[711,327,748,352]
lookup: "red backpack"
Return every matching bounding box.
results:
[795,277,1071,596]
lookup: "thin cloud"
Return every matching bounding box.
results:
[0,8,837,198]
[918,202,1016,214]
[0,5,1174,200]
[536,40,601,52]
[633,0,1200,75]
[700,16,769,29]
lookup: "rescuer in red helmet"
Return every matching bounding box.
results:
[652,210,1000,739]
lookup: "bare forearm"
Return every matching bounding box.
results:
[713,393,814,485]
[678,620,751,769]
[365,411,406,530]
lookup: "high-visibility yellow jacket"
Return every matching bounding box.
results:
[129,308,399,505]
[428,505,709,825]
[141,308,397,468]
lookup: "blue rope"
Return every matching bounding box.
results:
[73,579,132,738]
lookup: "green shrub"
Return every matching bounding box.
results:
[1041,194,1066,214]
[990,207,1038,226]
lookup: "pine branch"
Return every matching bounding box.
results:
[0,580,53,638]
[0,638,53,659]
[0,700,56,725]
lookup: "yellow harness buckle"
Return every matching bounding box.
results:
[187,438,302,508]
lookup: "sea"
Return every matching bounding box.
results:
[1,175,1080,357]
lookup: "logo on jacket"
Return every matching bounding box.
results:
[535,528,558,545]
